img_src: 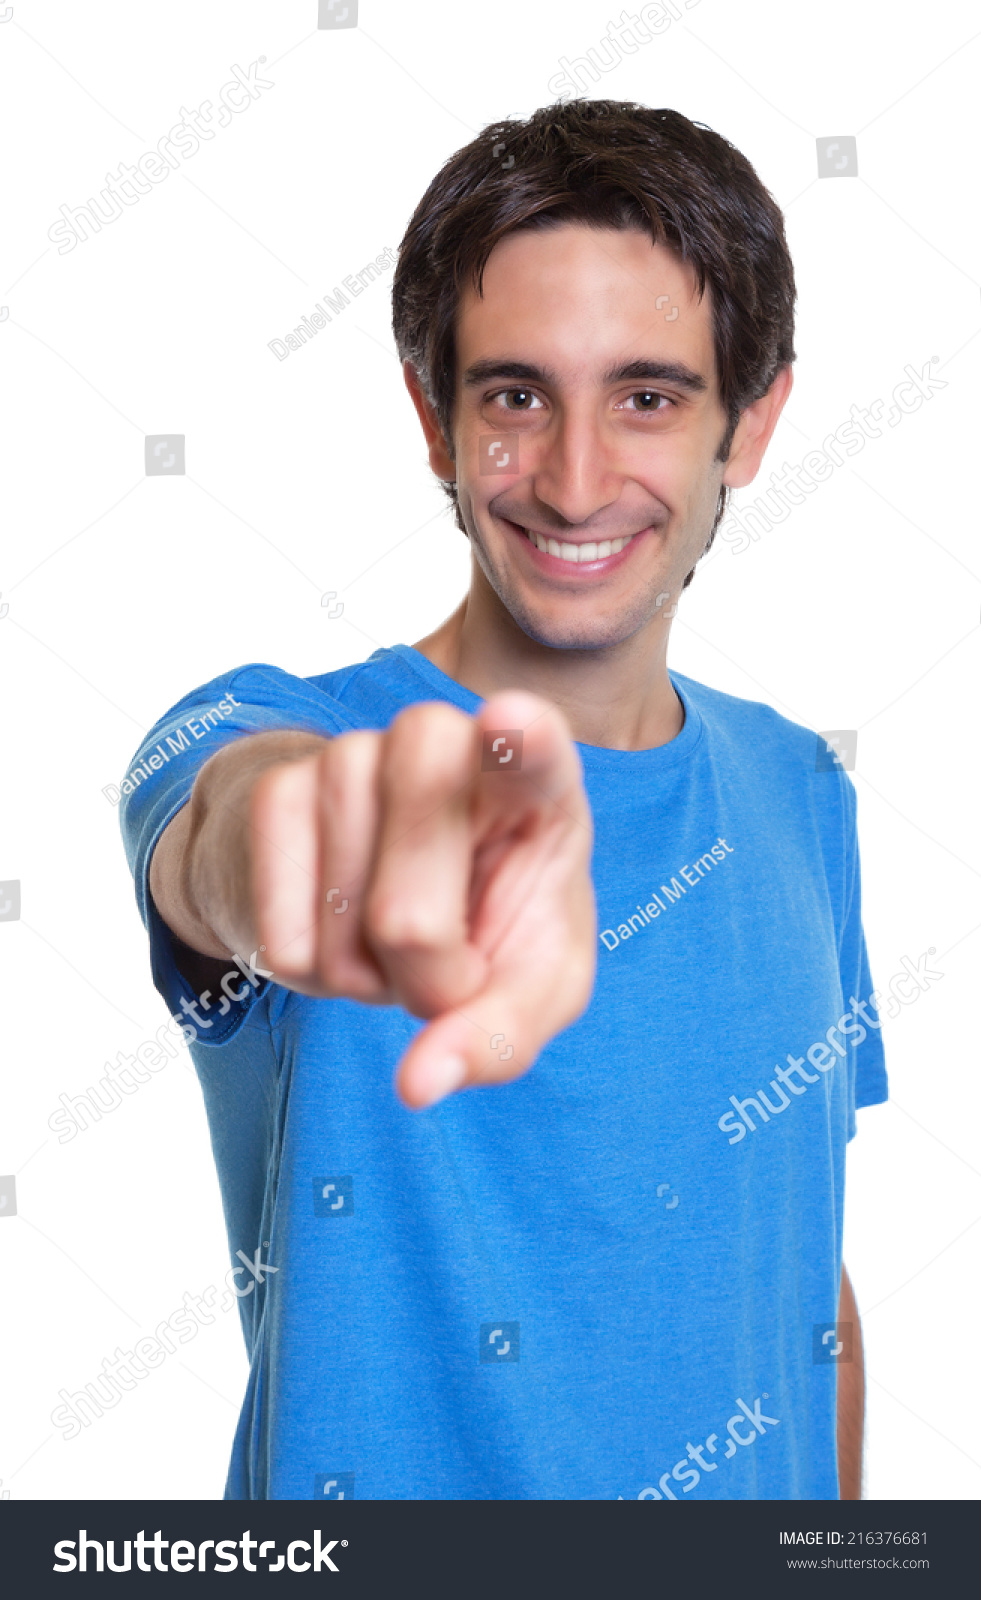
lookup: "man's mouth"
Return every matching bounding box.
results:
[503,518,646,568]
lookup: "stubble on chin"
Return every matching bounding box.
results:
[466,517,681,653]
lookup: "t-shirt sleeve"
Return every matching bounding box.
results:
[835,770,888,1140]
[118,663,359,1047]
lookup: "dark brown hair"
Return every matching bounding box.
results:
[392,99,796,584]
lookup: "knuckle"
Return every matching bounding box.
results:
[324,726,379,769]
[383,705,471,794]
[392,700,468,742]
[318,958,386,1005]
[255,753,315,817]
[318,730,377,801]
[365,893,455,953]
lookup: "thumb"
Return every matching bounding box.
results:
[394,986,540,1110]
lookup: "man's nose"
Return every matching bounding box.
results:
[529,410,623,527]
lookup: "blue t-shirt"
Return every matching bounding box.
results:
[119,645,887,1501]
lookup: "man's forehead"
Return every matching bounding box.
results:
[454,222,714,381]
[465,223,701,303]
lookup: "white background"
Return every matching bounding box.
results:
[0,0,978,1502]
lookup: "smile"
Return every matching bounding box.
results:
[505,520,644,567]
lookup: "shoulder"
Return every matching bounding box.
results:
[307,644,477,726]
[673,669,857,827]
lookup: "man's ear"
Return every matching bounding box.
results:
[721,363,794,490]
[403,361,456,483]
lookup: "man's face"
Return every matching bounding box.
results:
[445,224,730,650]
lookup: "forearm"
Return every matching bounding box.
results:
[836,1262,865,1499]
[148,728,330,958]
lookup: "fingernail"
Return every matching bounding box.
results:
[420,1054,469,1107]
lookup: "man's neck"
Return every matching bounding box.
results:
[412,588,684,753]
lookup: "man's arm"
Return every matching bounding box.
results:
[146,692,595,1109]
[836,1262,865,1499]
[149,728,330,962]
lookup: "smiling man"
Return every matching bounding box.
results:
[120,101,887,1501]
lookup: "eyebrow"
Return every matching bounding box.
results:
[461,357,709,394]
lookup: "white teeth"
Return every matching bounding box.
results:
[522,527,634,563]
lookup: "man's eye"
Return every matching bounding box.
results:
[494,389,540,411]
[625,390,669,411]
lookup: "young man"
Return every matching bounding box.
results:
[120,101,887,1501]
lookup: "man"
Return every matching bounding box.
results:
[120,100,887,1500]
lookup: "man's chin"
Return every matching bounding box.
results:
[499,591,654,653]
[468,535,667,652]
